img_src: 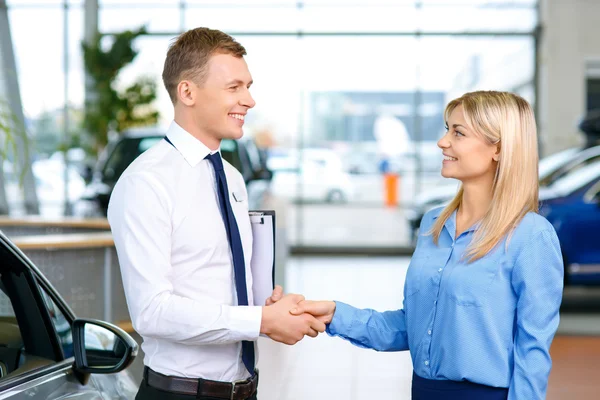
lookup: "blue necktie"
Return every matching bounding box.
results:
[205,152,255,376]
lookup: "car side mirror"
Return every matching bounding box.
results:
[72,318,138,374]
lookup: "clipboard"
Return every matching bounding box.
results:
[249,210,276,306]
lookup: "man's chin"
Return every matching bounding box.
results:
[221,130,244,141]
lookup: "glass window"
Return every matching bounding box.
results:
[102,136,161,183]
[585,180,600,203]
[587,77,600,111]
[5,0,539,249]
[7,7,63,120]
[0,279,22,379]
[184,6,300,33]
[550,161,600,196]
[100,6,180,33]
[221,139,243,173]
[39,290,74,359]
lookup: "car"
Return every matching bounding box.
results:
[74,127,273,217]
[406,146,599,245]
[0,230,139,398]
[540,160,600,285]
[268,148,355,203]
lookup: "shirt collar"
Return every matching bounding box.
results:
[165,121,219,167]
[433,207,480,240]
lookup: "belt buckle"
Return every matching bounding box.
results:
[230,379,246,400]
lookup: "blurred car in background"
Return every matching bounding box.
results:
[406,145,600,245]
[540,160,600,285]
[74,127,273,217]
[73,129,162,218]
[268,148,354,203]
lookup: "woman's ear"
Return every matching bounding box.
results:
[492,144,501,162]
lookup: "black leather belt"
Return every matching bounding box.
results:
[145,367,258,400]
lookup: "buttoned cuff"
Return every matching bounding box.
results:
[326,301,353,337]
[226,305,263,341]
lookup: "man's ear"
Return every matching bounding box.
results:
[177,80,196,106]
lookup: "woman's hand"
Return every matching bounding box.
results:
[290,300,336,325]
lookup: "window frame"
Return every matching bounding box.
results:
[0,234,77,391]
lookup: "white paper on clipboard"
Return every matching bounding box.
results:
[249,210,275,306]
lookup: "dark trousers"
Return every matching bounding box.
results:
[412,372,509,400]
[135,378,258,400]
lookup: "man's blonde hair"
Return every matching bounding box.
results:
[162,27,246,104]
[430,91,539,261]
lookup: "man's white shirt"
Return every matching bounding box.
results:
[107,121,261,382]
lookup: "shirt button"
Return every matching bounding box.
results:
[438,268,443,272]
[424,360,429,366]
[428,330,432,335]
[434,300,437,305]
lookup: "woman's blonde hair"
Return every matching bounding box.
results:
[430,90,539,261]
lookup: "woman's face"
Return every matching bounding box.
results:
[437,105,499,184]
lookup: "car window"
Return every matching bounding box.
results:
[0,283,22,379]
[584,180,600,203]
[102,137,161,184]
[544,154,600,186]
[549,161,600,196]
[541,147,600,187]
[139,137,162,152]
[538,147,580,181]
[221,139,243,173]
[0,272,56,381]
[39,289,73,359]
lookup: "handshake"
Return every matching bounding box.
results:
[260,286,336,345]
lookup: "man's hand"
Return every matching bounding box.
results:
[265,285,283,306]
[290,300,336,325]
[261,293,326,345]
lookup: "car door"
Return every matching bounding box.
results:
[562,179,600,284]
[0,236,105,399]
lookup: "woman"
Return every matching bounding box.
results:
[290,91,564,399]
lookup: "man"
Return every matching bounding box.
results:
[108,27,325,400]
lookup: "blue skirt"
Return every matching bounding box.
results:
[412,372,509,400]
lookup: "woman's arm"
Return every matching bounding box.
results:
[292,300,409,351]
[509,228,564,400]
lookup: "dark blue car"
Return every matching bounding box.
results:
[540,161,600,285]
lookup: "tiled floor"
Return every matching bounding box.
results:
[128,256,600,399]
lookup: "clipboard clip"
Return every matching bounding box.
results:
[249,211,265,224]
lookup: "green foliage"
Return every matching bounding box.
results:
[82,26,159,155]
[32,109,86,156]
[0,100,18,160]
[0,99,29,183]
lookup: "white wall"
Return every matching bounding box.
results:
[539,0,600,155]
